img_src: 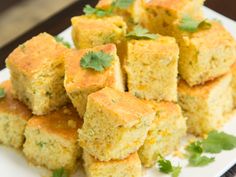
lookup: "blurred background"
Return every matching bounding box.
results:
[0,0,76,47]
[0,0,236,48]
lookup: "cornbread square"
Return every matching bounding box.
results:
[231,63,236,106]
[83,151,142,177]
[23,105,83,171]
[64,44,124,117]
[138,101,186,167]
[125,36,179,101]
[141,0,205,34]
[71,15,127,49]
[79,87,155,161]
[6,33,69,115]
[178,73,233,136]
[177,21,236,86]
[96,0,145,29]
[0,81,31,148]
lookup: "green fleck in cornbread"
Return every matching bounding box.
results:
[6,33,69,115]
[231,63,236,107]
[79,87,155,161]
[177,21,236,86]
[125,36,179,101]
[140,0,205,35]
[23,105,83,172]
[138,101,187,167]
[71,15,127,49]
[178,72,233,136]
[83,151,142,177]
[0,81,32,149]
[64,44,124,118]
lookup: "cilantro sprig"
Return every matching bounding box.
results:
[202,131,236,153]
[114,0,135,9]
[126,26,158,40]
[158,156,181,177]
[189,154,215,166]
[178,15,211,32]
[83,5,113,17]
[52,168,69,177]
[55,36,71,48]
[186,131,236,167]
[0,88,5,99]
[80,51,114,72]
[83,0,134,17]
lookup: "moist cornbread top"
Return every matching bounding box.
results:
[146,0,198,11]
[6,33,68,76]
[231,62,236,73]
[65,44,119,92]
[0,80,31,120]
[178,72,232,98]
[85,152,139,165]
[27,105,83,140]
[186,21,236,49]
[87,87,155,126]
[96,0,113,9]
[71,15,126,34]
[149,101,182,123]
[128,36,179,59]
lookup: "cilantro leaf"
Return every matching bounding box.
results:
[189,154,215,167]
[0,88,5,99]
[202,131,236,153]
[52,168,69,177]
[80,51,114,72]
[172,166,182,177]
[55,36,71,48]
[158,157,181,177]
[186,141,203,155]
[178,15,211,32]
[114,0,135,9]
[186,141,214,167]
[158,158,173,173]
[126,26,158,40]
[83,5,113,17]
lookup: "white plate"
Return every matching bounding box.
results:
[0,7,236,177]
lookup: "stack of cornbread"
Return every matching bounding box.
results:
[0,0,236,177]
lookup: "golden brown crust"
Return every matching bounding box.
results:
[6,33,68,76]
[190,21,236,49]
[232,62,236,72]
[85,151,140,165]
[27,105,83,140]
[146,0,189,10]
[0,80,32,120]
[88,87,155,125]
[96,0,113,9]
[178,72,231,98]
[65,44,118,92]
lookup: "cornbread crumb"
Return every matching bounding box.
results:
[0,81,31,148]
[141,0,205,34]
[83,151,142,177]
[71,15,127,49]
[231,63,236,107]
[96,0,145,30]
[6,33,69,115]
[138,101,186,167]
[64,44,124,117]
[23,105,83,171]
[126,36,179,101]
[178,73,233,136]
[79,87,155,161]
[177,21,236,86]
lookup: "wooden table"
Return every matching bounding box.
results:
[0,0,236,176]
